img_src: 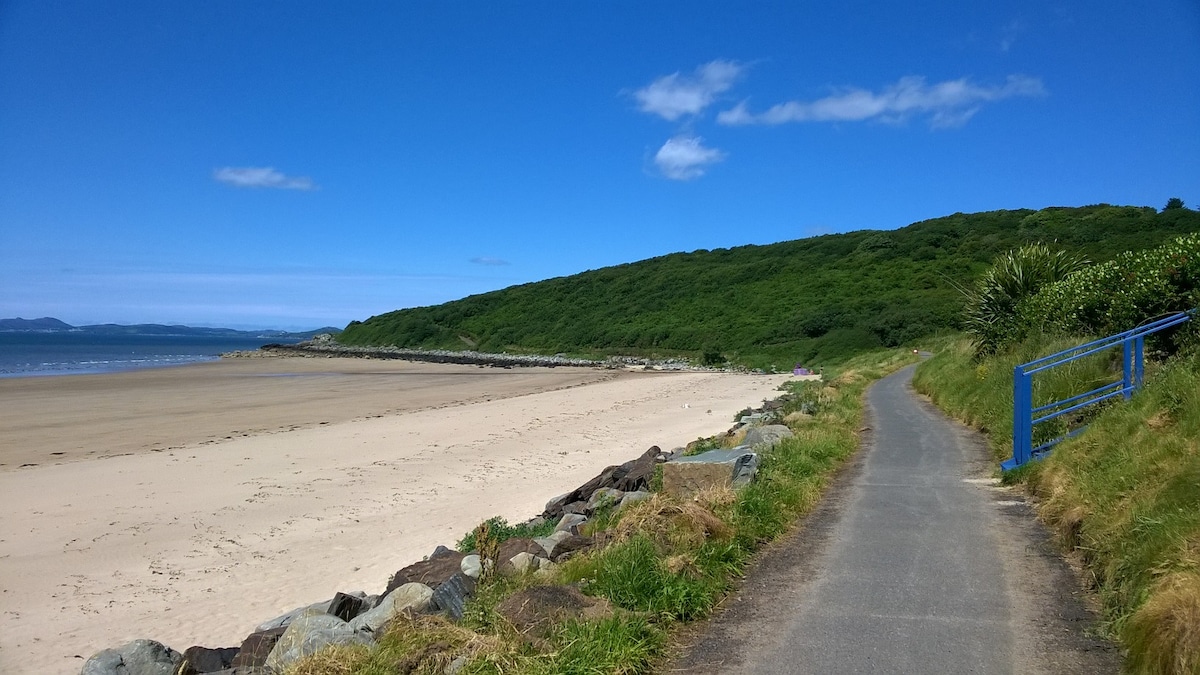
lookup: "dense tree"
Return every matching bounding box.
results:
[1165,197,1186,211]
[339,205,1200,368]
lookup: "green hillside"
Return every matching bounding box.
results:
[340,204,1200,368]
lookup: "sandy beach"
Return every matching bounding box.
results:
[0,357,788,674]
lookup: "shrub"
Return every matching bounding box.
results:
[1019,233,1200,350]
[962,243,1089,355]
[457,516,556,552]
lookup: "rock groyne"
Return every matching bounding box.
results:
[225,338,708,371]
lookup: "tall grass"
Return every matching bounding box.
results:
[913,333,1124,463]
[914,335,1200,673]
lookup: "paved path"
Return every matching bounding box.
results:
[670,366,1119,674]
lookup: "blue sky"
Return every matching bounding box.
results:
[1,1,1197,330]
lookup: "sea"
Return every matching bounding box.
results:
[0,333,303,378]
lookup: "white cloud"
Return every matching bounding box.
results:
[470,256,510,266]
[717,75,1045,128]
[634,60,744,121]
[654,135,726,180]
[213,166,317,190]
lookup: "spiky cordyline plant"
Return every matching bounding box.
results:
[963,243,1090,355]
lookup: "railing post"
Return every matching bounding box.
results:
[1122,339,1134,399]
[1005,365,1033,471]
[1135,336,1145,389]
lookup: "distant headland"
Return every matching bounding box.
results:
[0,316,340,340]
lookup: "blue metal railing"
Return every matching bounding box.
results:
[1003,311,1193,471]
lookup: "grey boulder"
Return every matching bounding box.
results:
[555,513,587,534]
[619,490,652,510]
[348,582,434,634]
[743,424,794,448]
[431,572,476,621]
[662,448,760,497]
[264,611,370,672]
[460,554,482,579]
[81,639,182,675]
[254,599,332,633]
[587,488,625,511]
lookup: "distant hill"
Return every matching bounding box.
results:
[0,317,74,331]
[339,204,1200,368]
[0,318,340,340]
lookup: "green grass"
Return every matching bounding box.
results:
[530,616,665,675]
[914,334,1200,674]
[456,516,557,553]
[912,332,1124,462]
[285,348,917,675]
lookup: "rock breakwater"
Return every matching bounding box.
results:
[224,337,712,372]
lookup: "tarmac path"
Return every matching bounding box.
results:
[670,365,1119,674]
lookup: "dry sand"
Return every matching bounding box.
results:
[0,357,789,674]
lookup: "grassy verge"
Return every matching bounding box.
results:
[286,348,917,675]
[913,334,1200,674]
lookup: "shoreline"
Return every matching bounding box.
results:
[0,354,225,380]
[0,359,789,674]
[0,357,615,470]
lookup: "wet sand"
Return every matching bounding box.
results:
[0,357,615,469]
[0,357,788,674]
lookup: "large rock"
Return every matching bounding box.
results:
[496,537,546,564]
[348,582,434,634]
[532,536,559,558]
[743,424,794,449]
[501,552,545,576]
[562,500,590,515]
[254,591,371,632]
[328,592,369,622]
[495,586,614,641]
[264,611,369,672]
[460,554,482,579]
[543,492,572,516]
[661,448,759,498]
[587,488,625,512]
[254,599,331,633]
[555,513,587,534]
[384,547,466,595]
[612,445,662,492]
[541,446,662,519]
[547,534,594,563]
[532,533,592,559]
[230,627,288,668]
[619,490,652,510]
[82,639,182,675]
[430,572,476,621]
[174,645,239,674]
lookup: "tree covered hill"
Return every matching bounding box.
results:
[339,204,1200,368]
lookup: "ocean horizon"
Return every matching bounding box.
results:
[0,333,301,378]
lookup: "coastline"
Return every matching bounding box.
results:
[0,332,302,379]
[0,357,789,674]
[0,357,614,469]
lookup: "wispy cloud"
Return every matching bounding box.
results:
[470,256,510,266]
[213,166,317,190]
[717,75,1045,129]
[654,135,725,180]
[999,20,1023,52]
[634,60,744,121]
